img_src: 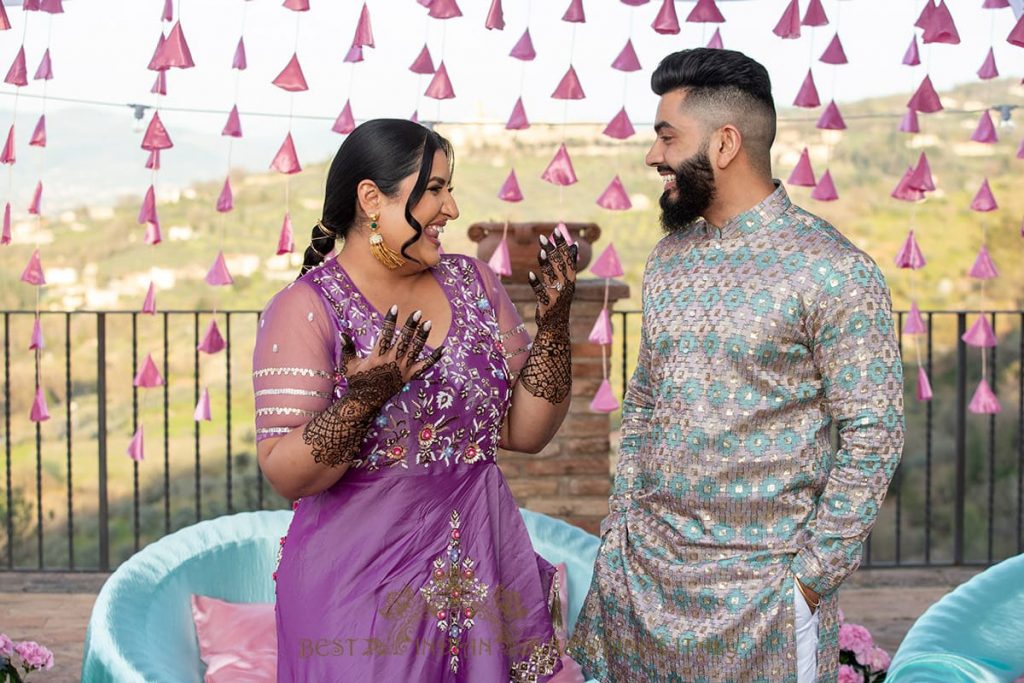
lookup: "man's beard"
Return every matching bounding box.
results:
[659,143,716,234]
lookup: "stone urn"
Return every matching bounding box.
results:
[467,221,601,283]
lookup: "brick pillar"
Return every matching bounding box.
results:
[496,278,630,536]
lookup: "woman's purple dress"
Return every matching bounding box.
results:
[253,254,563,682]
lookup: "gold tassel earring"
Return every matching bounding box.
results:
[367,213,406,270]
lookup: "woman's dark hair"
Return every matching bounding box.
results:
[299,118,454,277]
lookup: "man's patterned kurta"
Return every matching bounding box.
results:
[569,185,904,682]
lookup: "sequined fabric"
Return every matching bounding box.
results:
[569,184,904,682]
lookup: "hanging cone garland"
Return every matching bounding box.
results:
[21,249,45,285]
[2,203,11,245]
[277,213,295,255]
[34,48,53,80]
[332,100,356,135]
[590,243,624,278]
[541,144,577,186]
[921,0,960,45]
[793,70,820,108]
[427,0,462,20]
[157,21,195,69]
[194,387,212,422]
[562,0,585,23]
[127,425,144,461]
[29,115,46,148]
[343,44,363,64]
[142,282,157,314]
[4,46,27,87]
[424,62,455,100]
[652,0,680,34]
[588,308,613,345]
[968,378,1001,415]
[488,238,512,277]
[590,379,620,413]
[30,386,51,423]
[498,169,523,202]
[891,167,925,202]
[801,0,828,27]
[970,179,997,212]
[27,182,42,215]
[134,353,165,388]
[816,101,845,130]
[270,133,301,175]
[1,125,14,164]
[977,48,998,80]
[141,111,173,151]
[29,316,44,351]
[612,40,642,72]
[894,231,926,269]
[970,111,997,144]
[222,105,242,138]
[409,45,435,74]
[908,153,935,193]
[352,3,374,47]
[198,319,226,354]
[916,366,933,402]
[151,70,167,96]
[596,176,632,210]
[232,37,247,70]
[773,0,801,39]
[686,0,725,24]
[144,220,162,246]
[552,66,585,100]
[961,315,997,348]
[206,251,234,286]
[908,76,943,114]
[899,109,920,134]
[216,178,233,213]
[138,185,157,225]
[1008,13,1024,48]
[509,29,536,61]
[146,150,161,170]
[485,0,504,30]
[903,35,921,66]
[787,148,816,187]
[0,0,10,30]
[904,301,927,335]
[272,53,308,92]
[506,97,529,130]
[820,34,847,65]
[811,170,838,201]
[968,245,998,280]
[706,28,724,49]
[603,107,635,140]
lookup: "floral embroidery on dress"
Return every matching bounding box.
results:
[420,510,490,675]
[509,637,561,683]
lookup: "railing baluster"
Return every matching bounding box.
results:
[955,312,967,566]
[65,313,74,570]
[925,312,934,565]
[895,311,904,566]
[164,313,171,536]
[256,312,265,511]
[1019,312,1023,555]
[35,326,44,569]
[226,312,233,514]
[97,313,110,572]
[3,313,12,569]
[131,313,140,554]
[988,313,997,563]
[194,312,201,522]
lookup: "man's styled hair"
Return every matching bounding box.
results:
[652,48,776,177]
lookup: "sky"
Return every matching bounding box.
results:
[0,0,1022,167]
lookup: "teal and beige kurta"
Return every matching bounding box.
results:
[569,185,904,682]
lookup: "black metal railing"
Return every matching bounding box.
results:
[1,308,1022,571]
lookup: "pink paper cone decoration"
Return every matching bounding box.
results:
[811,170,838,201]
[232,37,247,70]
[903,36,921,66]
[820,34,847,65]
[160,0,172,21]
[686,0,725,23]
[332,100,356,135]
[198,319,226,354]
[216,178,233,213]
[29,115,46,147]
[816,101,845,130]
[270,133,301,175]
[908,153,935,192]
[134,353,165,388]
[277,212,295,255]
[273,53,308,92]
[425,62,455,100]
[969,378,1001,415]
[801,0,828,27]
[1018,137,1024,160]
[793,70,820,108]
[33,48,52,80]
[144,220,162,246]
[787,148,816,187]
[597,176,632,210]
[969,245,999,280]
[603,107,635,140]
[541,144,577,186]
[921,0,960,45]
[588,308,613,345]
[410,110,419,123]
[344,44,363,65]
[972,314,998,357]
[222,105,242,138]
[2,203,11,245]
[590,243,624,278]
[904,301,927,335]
[590,379,620,413]
[916,366,933,402]
[890,171,921,201]
[146,150,161,171]
[30,386,50,423]
[652,0,680,34]
[510,29,536,61]
[1009,13,1024,47]
[142,281,157,314]
[971,111,997,144]
[4,46,27,87]
[29,316,43,351]
[283,0,310,10]
[0,1,9,30]
[151,70,167,96]
[612,39,642,72]
[1,125,13,165]
[552,66,585,100]
[194,388,212,422]
[127,425,144,461]
[894,231,926,269]
[41,0,63,15]
[27,182,42,215]
[899,108,920,134]
[970,179,997,212]
[24,0,39,11]
[773,0,801,39]
[506,97,529,130]
[142,111,173,151]
[984,0,1010,8]
[485,0,504,30]
[621,0,650,5]
[158,22,195,69]
[410,45,435,74]
[148,33,168,72]
[908,76,943,114]
[488,238,512,277]
[707,28,724,49]
[498,169,523,202]
[206,251,234,286]
[977,48,998,80]
[555,223,575,246]
[428,0,462,20]
[138,186,157,225]
[562,0,585,23]
[353,3,374,47]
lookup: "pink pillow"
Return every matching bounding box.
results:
[190,595,276,683]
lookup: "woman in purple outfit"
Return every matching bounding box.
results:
[253,119,577,682]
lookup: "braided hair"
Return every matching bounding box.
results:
[298,119,454,277]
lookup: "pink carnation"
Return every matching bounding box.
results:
[13,640,54,671]
[863,645,891,672]
[839,623,875,659]
[0,633,13,657]
[838,664,863,683]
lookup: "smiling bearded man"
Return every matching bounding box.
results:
[568,48,905,683]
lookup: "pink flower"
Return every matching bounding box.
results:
[13,640,54,671]
[864,645,891,672]
[838,664,863,683]
[0,633,13,657]
[839,623,875,660]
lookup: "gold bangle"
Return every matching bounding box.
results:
[796,579,821,609]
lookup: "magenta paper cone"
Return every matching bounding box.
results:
[206,251,234,286]
[283,0,309,11]
[787,148,816,187]
[332,100,356,135]
[590,379,620,413]
[498,169,523,202]
[590,243,624,278]
[488,238,512,277]
[146,150,160,170]
[908,153,935,192]
[793,69,820,108]
[916,366,933,401]
[588,308,613,345]
[485,0,504,30]
[410,45,435,74]
[272,53,308,92]
[270,133,301,175]
[820,34,847,65]
[147,33,167,72]
[970,179,997,212]
[194,387,212,422]
[353,3,374,47]
[801,0,828,26]
[977,48,998,79]
[159,21,195,69]
[509,29,536,60]
[222,105,242,138]
[428,0,462,20]
[410,110,419,123]
[552,65,585,100]
[983,0,1009,8]
[899,108,920,134]
[816,100,845,130]
[232,37,247,70]
[904,301,926,335]
[134,353,165,387]
[652,0,680,34]
[891,167,925,202]
[541,144,577,186]
[20,250,44,285]
[969,245,998,280]
[686,0,724,23]
[33,48,52,80]
[30,386,50,422]
[4,46,26,87]
[142,281,157,314]
[603,107,635,140]
[922,0,960,45]
[425,62,455,100]
[2,203,11,244]
[612,39,641,72]
[127,425,144,461]
[29,316,43,350]
[216,177,233,213]
[144,219,162,245]
[29,115,45,147]
[706,28,724,49]
[1,125,14,164]
[506,97,529,130]
[277,213,295,255]
[151,70,167,96]
[138,185,157,225]
[811,170,838,201]
[597,176,632,210]
[908,76,943,113]
[903,35,921,66]
[198,319,226,354]
[894,230,926,269]
[961,315,996,348]
[0,0,10,30]
[160,0,171,19]
[344,44,363,64]
[141,111,173,151]
[969,378,1001,414]
[27,181,41,215]
[773,0,801,39]
[562,0,585,23]
[971,110,997,143]
[1009,13,1024,47]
